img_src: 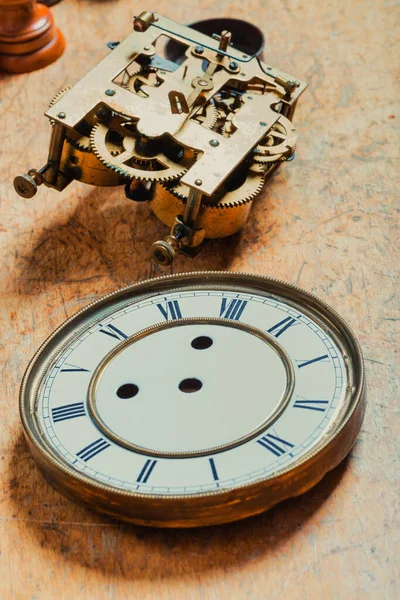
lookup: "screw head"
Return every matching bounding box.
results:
[247,96,253,100]
[105,89,116,96]
[229,61,239,71]
[198,79,208,86]
[107,41,120,50]
[260,121,267,126]
[209,139,219,147]
[195,45,204,54]
[96,106,111,122]
[57,112,66,119]
[144,46,151,51]
[194,179,203,186]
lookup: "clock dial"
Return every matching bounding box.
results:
[20,272,365,526]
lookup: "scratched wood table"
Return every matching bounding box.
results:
[0,1,398,598]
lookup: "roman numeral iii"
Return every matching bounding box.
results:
[219,298,247,320]
[157,300,182,320]
[52,402,86,422]
[76,438,111,462]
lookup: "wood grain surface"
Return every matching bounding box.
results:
[0,1,399,598]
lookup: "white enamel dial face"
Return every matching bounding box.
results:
[32,282,350,497]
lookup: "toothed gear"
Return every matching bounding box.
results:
[90,115,196,182]
[163,164,264,208]
[48,87,71,126]
[221,112,237,137]
[48,87,95,152]
[49,87,71,109]
[123,66,162,97]
[192,103,218,130]
[151,166,265,239]
[65,132,92,152]
[253,115,297,164]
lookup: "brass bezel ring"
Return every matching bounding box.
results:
[19,271,366,527]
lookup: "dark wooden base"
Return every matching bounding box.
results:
[38,0,63,6]
[0,1,65,74]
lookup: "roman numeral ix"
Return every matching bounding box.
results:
[52,402,86,423]
[257,433,294,457]
[157,300,182,320]
[219,298,247,320]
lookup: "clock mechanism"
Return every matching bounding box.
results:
[14,11,307,264]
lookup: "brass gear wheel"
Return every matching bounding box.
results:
[49,87,92,152]
[90,115,196,182]
[150,165,265,238]
[123,65,162,98]
[49,87,71,109]
[192,102,218,130]
[48,87,71,126]
[253,115,297,164]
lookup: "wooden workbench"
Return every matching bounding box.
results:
[0,1,398,598]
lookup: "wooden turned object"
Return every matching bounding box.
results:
[0,0,65,73]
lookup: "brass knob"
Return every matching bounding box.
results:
[150,239,178,266]
[14,173,39,198]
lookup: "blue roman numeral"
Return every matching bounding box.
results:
[52,402,86,423]
[293,397,329,412]
[209,458,219,481]
[219,298,247,320]
[99,323,128,341]
[136,459,157,483]
[267,316,298,338]
[76,438,111,462]
[60,364,90,373]
[157,300,182,320]
[257,433,294,457]
[297,354,329,368]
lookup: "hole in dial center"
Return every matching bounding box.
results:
[179,378,203,393]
